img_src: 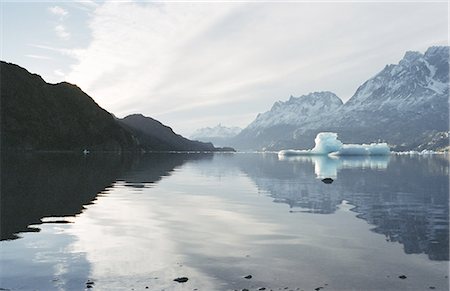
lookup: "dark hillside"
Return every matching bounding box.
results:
[120,114,217,151]
[0,61,136,152]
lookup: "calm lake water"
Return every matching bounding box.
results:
[1,153,448,291]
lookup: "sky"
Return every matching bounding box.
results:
[1,0,448,136]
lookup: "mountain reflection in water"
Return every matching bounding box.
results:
[237,154,448,261]
[2,153,448,263]
[0,153,211,240]
[1,152,448,290]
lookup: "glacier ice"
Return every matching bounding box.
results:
[393,149,444,155]
[311,132,343,154]
[278,155,390,179]
[278,132,390,157]
[331,143,390,156]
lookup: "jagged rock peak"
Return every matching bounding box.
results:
[345,45,449,107]
[248,91,343,129]
[273,91,343,109]
[425,46,449,57]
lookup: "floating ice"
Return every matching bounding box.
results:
[277,149,312,156]
[278,132,390,157]
[311,132,343,154]
[330,144,369,156]
[393,150,444,155]
[331,143,390,156]
[278,155,390,179]
[394,150,420,155]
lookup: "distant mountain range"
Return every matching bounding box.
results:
[231,46,449,151]
[120,114,220,151]
[190,124,241,147]
[0,61,232,152]
[3,46,448,152]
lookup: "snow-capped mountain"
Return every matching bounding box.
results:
[349,47,448,106]
[326,46,449,149]
[190,124,241,147]
[232,46,449,151]
[191,124,241,139]
[247,91,343,129]
[235,91,343,150]
[336,46,448,123]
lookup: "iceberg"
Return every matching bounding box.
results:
[311,132,343,154]
[393,149,446,155]
[278,132,390,157]
[330,143,390,156]
[277,149,313,156]
[279,155,390,179]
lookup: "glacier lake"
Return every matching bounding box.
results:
[1,153,448,291]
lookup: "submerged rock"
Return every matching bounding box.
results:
[173,277,189,283]
[86,280,95,288]
[321,178,334,184]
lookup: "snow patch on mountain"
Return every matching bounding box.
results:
[344,46,449,109]
[247,91,343,129]
[233,46,449,151]
[191,124,241,140]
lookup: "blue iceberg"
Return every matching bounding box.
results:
[278,132,390,157]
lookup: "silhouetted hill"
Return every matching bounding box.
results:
[120,114,218,151]
[1,61,136,151]
[0,61,234,152]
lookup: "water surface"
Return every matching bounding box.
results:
[1,153,448,290]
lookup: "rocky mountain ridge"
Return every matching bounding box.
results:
[232,46,449,151]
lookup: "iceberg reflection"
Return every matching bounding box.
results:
[239,154,448,261]
[279,155,390,179]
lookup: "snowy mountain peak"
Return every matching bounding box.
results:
[286,91,342,104]
[425,46,448,58]
[232,46,449,151]
[248,91,343,129]
[191,124,241,139]
[400,50,422,64]
[346,46,449,107]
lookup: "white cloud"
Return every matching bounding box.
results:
[65,2,448,135]
[29,44,82,58]
[49,5,71,40]
[74,0,99,8]
[54,25,71,40]
[49,6,68,19]
[54,69,65,77]
[25,54,52,60]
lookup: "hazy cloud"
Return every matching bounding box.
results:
[65,2,448,135]
[74,0,99,9]
[54,25,70,40]
[49,6,68,19]
[49,5,71,40]
[54,69,65,77]
[25,54,53,60]
[30,44,83,59]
